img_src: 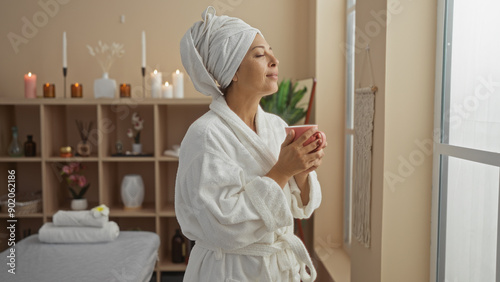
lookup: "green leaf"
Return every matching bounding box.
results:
[77,184,90,199]
[259,78,308,125]
[68,187,78,199]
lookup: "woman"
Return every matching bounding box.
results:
[176,6,325,282]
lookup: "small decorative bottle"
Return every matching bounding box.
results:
[24,135,36,157]
[8,126,23,157]
[171,229,186,263]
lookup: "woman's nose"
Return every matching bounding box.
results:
[270,55,279,67]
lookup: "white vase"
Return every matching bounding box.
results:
[121,174,144,210]
[132,143,142,154]
[94,73,116,98]
[71,198,88,210]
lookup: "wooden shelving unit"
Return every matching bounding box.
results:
[0,97,210,280]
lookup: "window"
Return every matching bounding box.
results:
[344,0,356,248]
[432,0,500,281]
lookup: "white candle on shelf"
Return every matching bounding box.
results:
[24,72,37,98]
[150,69,162,98]
[141,31,146,68]
[172,69,184,98]
[63,32,67,68]
[162,82,173,98]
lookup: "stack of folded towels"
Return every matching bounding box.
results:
[39,204,120,243]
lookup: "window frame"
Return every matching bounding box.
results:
[431,0,500,281]
[343,0,356,252]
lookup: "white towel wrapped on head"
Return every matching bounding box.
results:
[53,204,110,227]
[38,221,120,244]
[180,6,261,97]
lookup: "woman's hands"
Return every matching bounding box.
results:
[266,128,326,188]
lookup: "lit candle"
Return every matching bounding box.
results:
[120,83,131,98]
[150,70,162,98]
[141,31,146,68]
[71,83,82,98]
[24,72,37,98]
[162,82,173,98]
[172,69,184,99]
[43,83,55,98]
[63,31,67,68]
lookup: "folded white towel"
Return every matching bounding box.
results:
[38,221,120,244]
[53,210,108,227]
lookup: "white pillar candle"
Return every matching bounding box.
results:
[172,69,184,98]
[24,72,37,98]
[162,82,173,98]
[141,31,146,68]
[63,32,67,68]
[150,70,162,98]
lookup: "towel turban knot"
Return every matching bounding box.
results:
[180,6,261,97]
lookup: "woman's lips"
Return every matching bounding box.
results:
[267,73,278,79]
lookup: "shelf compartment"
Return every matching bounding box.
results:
[43,105,98,158]
[101,156,155,162]
[0,157,42,162]
[0,105,41,158]
[109,205,156,217]
[0,213,43,219]
[157,217,187,271]
[44,161,99,214]
[159,206,176,217]
[110,216,155,232]
[0,161,42,194]
[101,161,155,211]
[0,217,43,252]
[100,104,155,157]
[157,104,209,157]
[158,162,177,214]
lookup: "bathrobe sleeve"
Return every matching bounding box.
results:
[176,142,294,251]
[272,115,322,220]
[288,171,322,219]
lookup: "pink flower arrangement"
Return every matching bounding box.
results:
[60,162,90,199]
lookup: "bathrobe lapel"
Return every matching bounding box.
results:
[209,95,283,172]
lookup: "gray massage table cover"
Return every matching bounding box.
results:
[0,231,160,282]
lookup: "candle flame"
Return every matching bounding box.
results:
[45,83,50,86]
[28,72,32,77]
[165,82,169,86]
[154,69,158,74]
[75,83,79,87]
[176,69,180,74]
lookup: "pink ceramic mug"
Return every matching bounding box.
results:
[285,125,326,152]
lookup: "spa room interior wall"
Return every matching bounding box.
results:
[0,0,317,280]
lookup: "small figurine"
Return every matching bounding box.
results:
[115,140,123,155]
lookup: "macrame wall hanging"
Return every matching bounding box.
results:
[353,46,377,248]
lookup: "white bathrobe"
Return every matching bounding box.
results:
[175,95,322,282]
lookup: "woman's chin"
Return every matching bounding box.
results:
[262,88,278,97]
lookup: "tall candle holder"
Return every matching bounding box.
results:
[142,67,145,98]
[63,67,67,98]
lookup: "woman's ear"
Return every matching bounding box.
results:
[232,73,238,82]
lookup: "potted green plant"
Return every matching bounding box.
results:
[260,79,308,125]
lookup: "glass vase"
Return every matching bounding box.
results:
[8,126,23,157]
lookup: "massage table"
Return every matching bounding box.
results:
[0,231,159,282]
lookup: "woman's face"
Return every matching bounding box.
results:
[232,34,279,96]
